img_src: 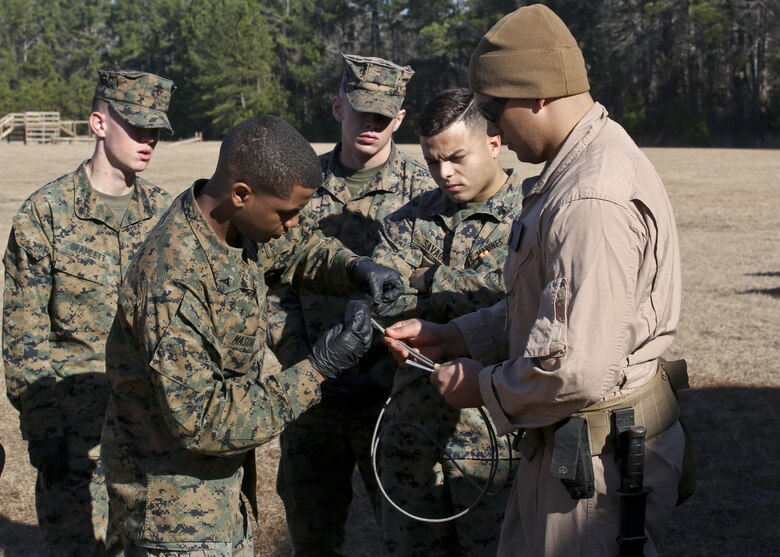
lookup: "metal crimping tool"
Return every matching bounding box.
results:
[370,318,436,373]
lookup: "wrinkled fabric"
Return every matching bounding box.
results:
[453,103,684,556]
[3,161,171,555]
[102,180,358,550]
[95,70,175,133]
[265,143,435,395]
[341,54,414,119]
[373,170,524,555]
[265,143,436,555]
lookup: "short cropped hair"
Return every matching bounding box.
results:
[418,88,487,137]
[90,98,126,128]
[91,97,108,114]
[218,115,322,198]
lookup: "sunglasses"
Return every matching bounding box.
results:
[477,98,508,124]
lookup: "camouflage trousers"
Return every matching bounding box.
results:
[375,372,519,555]
[115,532,253,557]
[35,456,113,557]
[276,398,382,556]
[377,446,517,557]
[109,489,254,557]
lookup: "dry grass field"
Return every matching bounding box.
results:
[0,141,778,556]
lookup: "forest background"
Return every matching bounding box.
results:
[1,0,778,147]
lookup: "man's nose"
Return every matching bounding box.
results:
[138,127,160,144]
[365,114,390,131]
[439,161,454,180]
[283,214,300,230]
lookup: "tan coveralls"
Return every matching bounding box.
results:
[452,103,685,556]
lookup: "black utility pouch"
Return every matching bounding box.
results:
[550,417,595,499]
[661,358,697,505]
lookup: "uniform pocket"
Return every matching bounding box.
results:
[411,231,444,267]
[524,277,569,362]
[221,333,258,377]
[53,249,109,285]
[142,470,242,543]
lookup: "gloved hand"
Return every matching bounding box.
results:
[308,300,373,379]
[347,256,403,316]
[28,436,68,483]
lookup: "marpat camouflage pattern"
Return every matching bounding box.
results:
[371,169,529,555]
[101,180,360,551]
[266,142,436,553]
[95,69,175,134]
[341,54,414,119]
[3,161,171,554]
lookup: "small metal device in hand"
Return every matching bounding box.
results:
[404,359,436,374]
[370,318,436,372]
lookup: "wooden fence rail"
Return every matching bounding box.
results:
[1,112,93,144]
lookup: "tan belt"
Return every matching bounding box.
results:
[574,364,680,455]
[516,361,681,460]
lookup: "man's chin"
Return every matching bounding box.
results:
[134,157,152,170]
[354,141,385,156]
[444,191,469,204]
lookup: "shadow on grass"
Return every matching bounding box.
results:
[2,387,776,557]
[740,287,780,298]
[742,271,780,297]
[0,514,47,557]
[661,386,780,556]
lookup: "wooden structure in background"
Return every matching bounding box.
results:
[0,112,92,144]
[171,131,203,146]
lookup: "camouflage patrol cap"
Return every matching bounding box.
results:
[94,70,175,134]
[341,54,414,119]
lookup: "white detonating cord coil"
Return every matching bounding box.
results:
[370,386,512,523]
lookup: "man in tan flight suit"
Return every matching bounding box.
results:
[383,4,688,556]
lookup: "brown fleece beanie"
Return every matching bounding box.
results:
[469,4,589,99]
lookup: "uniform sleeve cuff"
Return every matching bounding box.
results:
[453,312,502,363]
[330,245,358,293]
[271,359,323,419]
[20,409,64,441]
[423,265,438,292]
[478,364,515,436]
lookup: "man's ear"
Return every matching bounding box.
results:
[89,110,108,138]
[332,96,343,122]
[392,108,406,132]
[231,182,253,208]
[486,131,502,158]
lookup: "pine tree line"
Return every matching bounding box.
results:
[1,0,778,146]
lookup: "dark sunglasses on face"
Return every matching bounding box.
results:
[477,98,508,124]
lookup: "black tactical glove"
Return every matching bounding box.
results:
[308,300,373,379]
[347,256,403,316]
[28,436,68,483]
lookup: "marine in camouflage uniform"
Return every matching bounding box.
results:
[101,116,401,556]
[371,89,524,556]
[266,54,436,555]
[3,70,175,556]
